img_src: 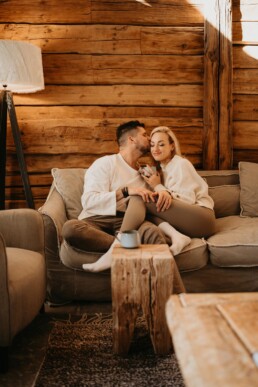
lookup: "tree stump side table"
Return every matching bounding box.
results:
[111,244,179,356]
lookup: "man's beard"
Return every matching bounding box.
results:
[137,144,150,155]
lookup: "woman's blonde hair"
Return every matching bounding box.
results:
[150,126,182,156]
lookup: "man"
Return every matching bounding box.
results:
[62,120,167,271]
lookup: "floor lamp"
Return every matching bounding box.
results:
[0,40,44,210]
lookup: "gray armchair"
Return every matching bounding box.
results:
[0,209,46,373]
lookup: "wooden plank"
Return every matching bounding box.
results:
[141,27,204,55]
[233,121,258,148]
[43,53,203,85]
[203,0,219,169]
[5,186,50,200]
[43,55,94,85]
[219,0,233,169]
[0,0,204,25]
[5,173,52,187]
[0,24,203,55]
[92,54,203,69]
[15,106,203,120]
[233,46,258,68]
[233,149,258,167]
[233,21,258,43]
[92,2,204,26]
[233,95,258,120]
[5,154,102,174]
[0,24,141,55]
[14,115,203,132]
[233,69,258,94]
[13,85,203,107]
[14,115,203,133]
[0,0,91,23]
[91,69,202,85]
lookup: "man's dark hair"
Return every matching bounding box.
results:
[116,120,145,146]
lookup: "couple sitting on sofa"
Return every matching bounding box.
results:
[63,120,216,272]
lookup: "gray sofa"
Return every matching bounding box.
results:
[39,161,258,305]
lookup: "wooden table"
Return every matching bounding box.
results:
[166,293,258,387]
[111,244,185,356]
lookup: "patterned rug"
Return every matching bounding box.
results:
[34,314,185,386]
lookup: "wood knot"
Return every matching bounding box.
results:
[141,268,148,275]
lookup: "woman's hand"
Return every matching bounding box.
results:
[156,190,172,212]
[142,172,161,190]
[128,187,157,203]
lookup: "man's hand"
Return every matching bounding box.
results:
[128,187,157,202]
[156,191,172,212]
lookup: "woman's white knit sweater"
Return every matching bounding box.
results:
[154,155,214,210]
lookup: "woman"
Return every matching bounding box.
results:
[139,126,216,252]
[83,126,215,272]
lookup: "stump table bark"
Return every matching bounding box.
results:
[111,244,183,356]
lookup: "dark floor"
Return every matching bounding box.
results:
[0,302,112,387]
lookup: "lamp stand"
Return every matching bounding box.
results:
[0,90,34,210]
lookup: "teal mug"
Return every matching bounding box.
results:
[115,230,141,249]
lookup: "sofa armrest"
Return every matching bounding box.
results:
[39,185,69,270]
[39,185,68,244]
[0,209,44,253]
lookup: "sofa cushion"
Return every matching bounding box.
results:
[207,216,258,267]
[198,170,239,187]
[208,185,240,218]
[175,238,209,272]
[61,237,209,273]
[239,161,258,217]
[60,220,170,269]
[61,219,208,273]
[52,168,85,219]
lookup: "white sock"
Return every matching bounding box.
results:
[82,234,120,272]
[158,222,191,256]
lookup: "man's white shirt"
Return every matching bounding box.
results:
[78,153,146,220]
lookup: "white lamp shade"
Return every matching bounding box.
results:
[0,40,44,93]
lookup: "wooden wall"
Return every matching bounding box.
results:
[0,0,257,209]
[0,0,205,209]
[233,0,258,166]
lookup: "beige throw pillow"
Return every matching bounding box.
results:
[208,185,240,218]
[239,161,258,217]
[52,168,86,219]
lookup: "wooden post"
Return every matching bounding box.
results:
[203,0,233,170]
[219,0,233,169]
[203,0,220,170]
